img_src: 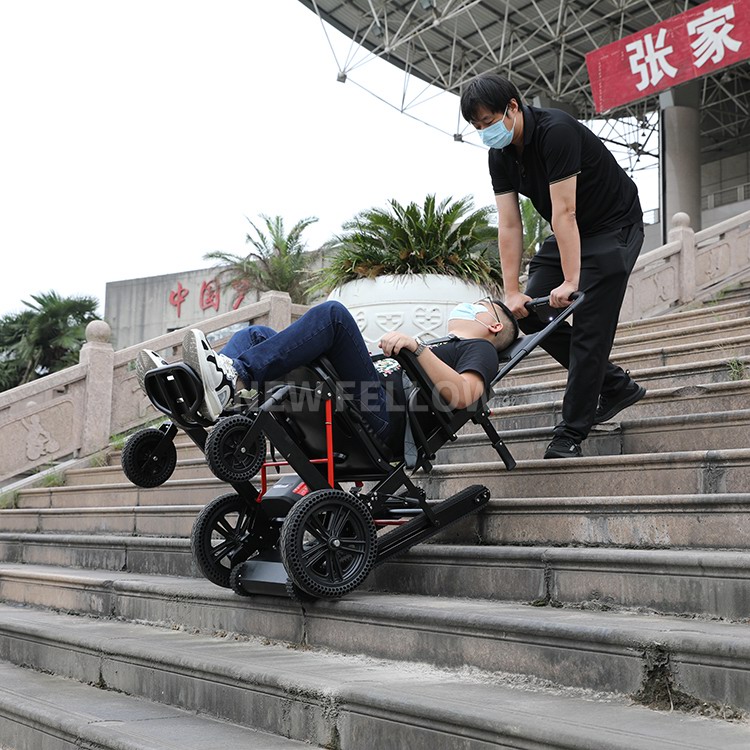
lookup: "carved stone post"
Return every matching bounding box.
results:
[78,320,115,456]
[261,291,293,331]
[667,212,696,305]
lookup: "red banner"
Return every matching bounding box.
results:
[587,0,750,113]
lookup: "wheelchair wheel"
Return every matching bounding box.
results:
[205,415,266,484]
[280,488,377,600]
[191,492,270,588]
[120,428,177,488]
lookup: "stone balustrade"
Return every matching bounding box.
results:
[0,291,303,485]
[622,210,750,320]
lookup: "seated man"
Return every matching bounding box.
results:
[137,298,518,447]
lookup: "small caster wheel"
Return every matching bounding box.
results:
[120,428,177,488]
[205,415,266,484]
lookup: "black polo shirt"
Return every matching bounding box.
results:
[489,105,642,237]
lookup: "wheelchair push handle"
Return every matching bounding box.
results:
[524,291,584,311]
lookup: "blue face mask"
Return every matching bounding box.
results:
[448,302,488,322]
[479,107,516,150]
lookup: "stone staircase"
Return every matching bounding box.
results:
[2,295,750,748]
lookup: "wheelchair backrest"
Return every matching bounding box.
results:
[263,360,398,481]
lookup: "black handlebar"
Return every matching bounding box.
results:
[524,291,583,311]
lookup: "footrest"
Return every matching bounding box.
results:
[144,363,213,428]
[374,484,490,566]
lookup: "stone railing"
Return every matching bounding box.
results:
[0,292,306,485]
[621,209,750,320]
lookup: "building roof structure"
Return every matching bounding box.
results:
[297,0,750,165]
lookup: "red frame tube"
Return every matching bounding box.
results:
[255,397,336,502]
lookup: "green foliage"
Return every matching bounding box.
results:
[313,195,502,293]
[38,470,66,488]
[519,197,550,260]
[88,451,110,469]
[204,214,319,305]
[0,291,99,391]
[727,358,747,381]
[0,491,18,510]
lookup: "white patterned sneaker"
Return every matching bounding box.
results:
[182,329,238,422]
[135,349,169,393]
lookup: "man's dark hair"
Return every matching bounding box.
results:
[460,74,523,124]
[489,298,520,351]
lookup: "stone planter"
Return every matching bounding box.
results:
[328,275,489,347]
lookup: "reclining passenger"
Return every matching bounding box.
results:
[136,298,518,448]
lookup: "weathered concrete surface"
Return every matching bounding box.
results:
[1,570,750,710]
[0,604,748,750]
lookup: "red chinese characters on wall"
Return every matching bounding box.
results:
[586,0,750,113]
[169,277,248,317]
[199,280,221,312]
[168,282,189,318]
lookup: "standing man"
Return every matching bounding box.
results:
[460,73,646,459]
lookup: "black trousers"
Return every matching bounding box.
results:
[520,221,644,441]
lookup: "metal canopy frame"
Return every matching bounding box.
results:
[298,0,750,173]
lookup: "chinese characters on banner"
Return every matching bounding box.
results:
[168,278,247,317]
[586,0,750,113]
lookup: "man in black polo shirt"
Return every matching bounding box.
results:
[460,73,646,459]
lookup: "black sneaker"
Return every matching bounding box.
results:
[594,381,646,424]
[543,436,582,459]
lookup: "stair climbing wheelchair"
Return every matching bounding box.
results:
[121,294,584,602]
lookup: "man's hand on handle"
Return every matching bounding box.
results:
[549,280,578,308]
[504,291,533,319]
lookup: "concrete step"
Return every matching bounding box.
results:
[109,436,206,466]
[608,315,750,356]
[487,379,750,432]
[0,532,194,578]
[2,532,749,620]
[710,284,750,304]
[501,335,750,386]
[8,452,750,544]
[2,575,750,715]
[21,447,750,514]
[617,297,750,336]
[471,493,750,550]
[367,545,750,620]
[15,478,223,509]
[0,660,308,750]
[0,504,201,536]
[1,603,745,750]
[64,457,213,486]
[426,448,750,500]
[493,355,750,408]
[443,409,750,462]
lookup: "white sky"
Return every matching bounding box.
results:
[0,0,658,319]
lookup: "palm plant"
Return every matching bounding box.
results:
[0,291,99,390]
[204,214,319,305]
[520,197,550,260]
[314,195,502,293]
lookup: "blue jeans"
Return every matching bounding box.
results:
[220,301,391,439]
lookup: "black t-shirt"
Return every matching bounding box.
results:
[373,336,499,433]
[489,105,642,236]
